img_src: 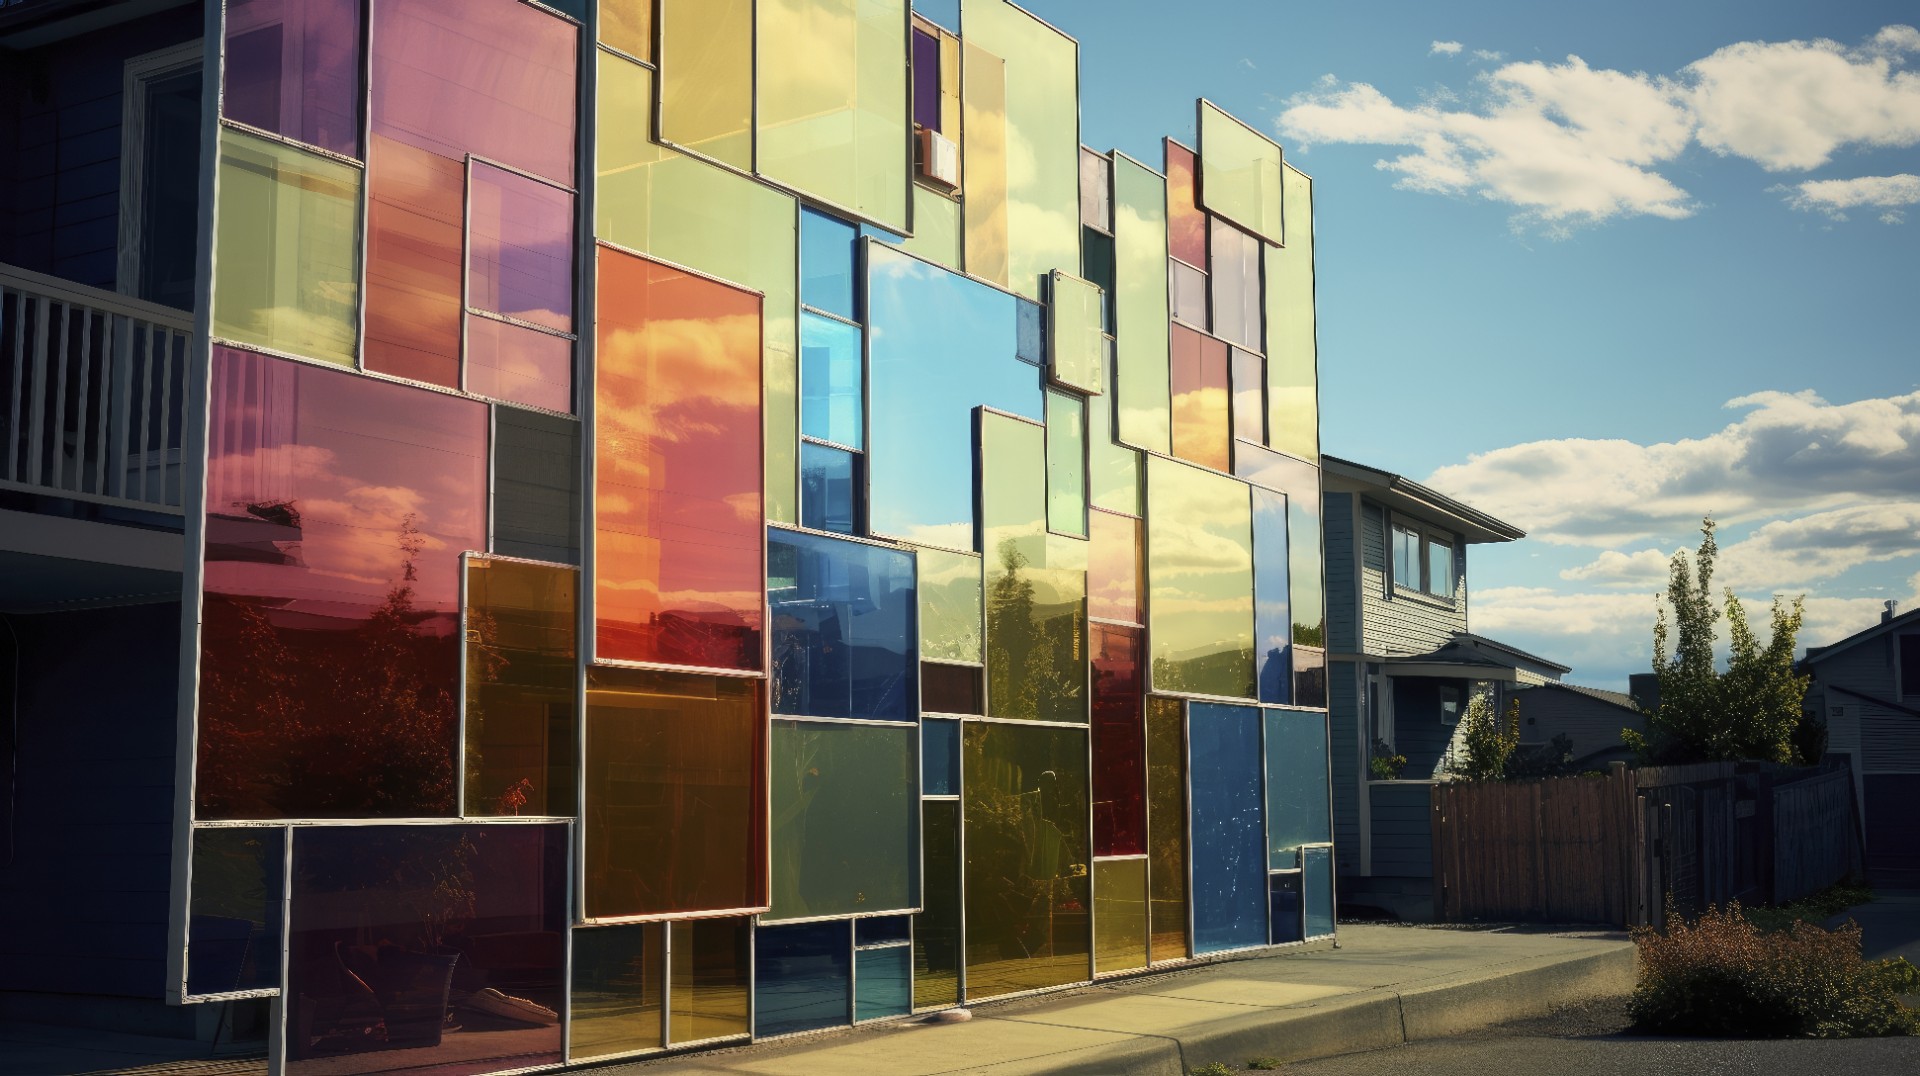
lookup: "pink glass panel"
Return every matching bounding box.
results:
[466,316,573,414]
[1165,140,1207,268]
[469,162,574,332]
[595,246,764,671]
[363,134,465,390]
[1092,622,1147,857]
[1170,324,1231,473]
[1088,508,1142,626]
[223,0,361,157]
[197,347,487,820]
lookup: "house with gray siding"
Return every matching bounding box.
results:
[1801,603,1920,873]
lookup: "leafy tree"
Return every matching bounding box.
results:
[1457,694,1521,781]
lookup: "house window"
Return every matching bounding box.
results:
[1391,524,1421,591]
[1391,518,1457,599]
[1900,634,1919,701]
[1428,539,1456,597]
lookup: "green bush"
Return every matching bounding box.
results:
[1189,1064,1237,1076]
[1630,900,1919,1038]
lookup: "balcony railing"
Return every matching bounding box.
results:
[1,265,192,514]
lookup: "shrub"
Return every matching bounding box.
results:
[1630,900,1919,1038]
[1368,738,1406,781]
[1455,695,1520,781]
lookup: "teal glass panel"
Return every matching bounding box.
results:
[1045,389,1087,538]
[1269,871,1304,944]
[1048,271,1104,393]
[923,716,959,795]
[801,312,864,449]
[1198,100,1283,245]
[768,528,917,721]
[1265,708,1332,861]
[1253,487,1291,705]
[1111,154,1171,454]
[866,241,1041,549]
[855,945,912,1020]
[802,207,860,321]
[1304,845,1335,937]
[1234,443,1322,706]
[1188,703,1267,953]
[754,920,851,1036]
[768,720,917,920]
[800,441,860,535]
[1264,163,1317,463]
[981,411,1087,724]
[1145,456,1254,700]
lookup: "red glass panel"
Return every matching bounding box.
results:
[197,348,486,821]
[921,661,983,715]
[1091,623,1146,857]
[1165,140,1206,268]
[469,162,574,332]
[1169,324,1231,472]
[594,246,764,671]
[224,0,361,157]
[466,316,573,414]
[1088,509,1141,626]
[363,134,464,389]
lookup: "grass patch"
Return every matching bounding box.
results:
[1743,878,1874,934]
[1248,1058,1284,1070]
[1189,1064,1237,1076]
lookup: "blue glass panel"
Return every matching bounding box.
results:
[801,311,864,449]
[1016,297,1044,367]
[1304,845,1334,938]
[802,207,859,320]
[854,945,912,1021]
[1269,871,1304,944]
[922,716,959,795]
[1187,702,1268,954]
[866,241,1043,548]
[800,441,860,535]
[769,528,918,720]
[754,920,851,1036]
[1253,487,1291,705]
[856,915,912,947]
[1265,708,1332,863]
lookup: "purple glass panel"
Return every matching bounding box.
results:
[224,0,361,157]
[466,316,573,415]
[469,163,574,332]
[912,27,941,132]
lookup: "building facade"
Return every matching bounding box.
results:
[1802,604,1920,873]
[0,0,1331,1069]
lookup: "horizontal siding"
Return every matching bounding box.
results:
[1358,498,1467,655]
[1324,492,1358,653]
[1328,659,1361,873]
[1513,688,1644,762]
[1812,635,1920,773]
[1369,782,1433,877]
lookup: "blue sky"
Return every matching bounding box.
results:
[938,0,1920,689]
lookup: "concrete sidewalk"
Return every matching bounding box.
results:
[607,924,1637,1076]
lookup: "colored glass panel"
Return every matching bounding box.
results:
[922,716,960,794]
[866,241,1042,549]
[1198,100,1284,246]
[922,662,983,716]
[758,0,911,232]
[658,0,753,170]
[768,721,917,920]
[1304,845,1335,938]
[1232,347,1266,445]
[1253,487,1291,705]
[223,0,360,157]
[801,208,859,321]
[768,529,917,721]
[754,921,851,1036]
[187,827,283,997]
[570,923,665,1059]
[1092,857,1148,975]
[800,311,864,449]
[1265,163,1318,463]
[594,247,764,671]
[1164,140,1206,268]
[1045,389,1087,537]
[1189,703,1268,953]
[1146,456,1254,701]
[913,799,961,1009]
[902,185,964,270]
[362,133,463,387]
[937,26,963,137]
[212,129,359,366]
[1236,444,1325,706]
[198,348,485,819]
[285,824,567,1073]
[959,0,1078,299]
[1169,258,1208,330]
[1269,871,1304,944]
[1080,148,1112,232]
[1088,509,1141,626]
[1091,622,1145,857]
[1088,355,1143,516]
[493,407,581,564]
[962,720,1092,999]
[469,162,573,332]
[959,40,1009,286]
[800,441,860,535]
[858,915,913,946]
[466,315,573,414]
[463,558,578,818]
[981,412,1087,724]
[583,668,764,919]
[855,945,913,1021]
[601,0,654,62]
[1266,708,1332,860]
[1146,696,1188,961]
[1049,272,1104,394]
[917,546,983,664]
[370,0,577,185]
[670,917,752,1043]
[1169,325,1230,472]
[1112,153,1171,455]
[1210,218,1263,351]
[912,25,941,131]
[597,55,802,523]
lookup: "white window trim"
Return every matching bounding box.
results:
[1387,512,1460,605]
[117,40,204,297]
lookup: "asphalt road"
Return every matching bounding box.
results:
[1284,1033,1920,1075]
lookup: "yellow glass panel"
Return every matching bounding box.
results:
[918,546,983,664]
[1093,857,1149,974]
[902,185,963,270]
[960,40,1008,287]
[1046,388,1087,537]
[464,557,578,818]
[1088,346,1142,516]
[939,27,962,141]
[914,799,962,1009]
[1146,696,1188,961]
[1146,455,1254,700]
[658,0,752,170]
[1198,100,1284,245]
[213,127,359,365]
[598,54,801,523]
[1111,153,1171,454]
[570,923,664,1059]
[1264,162,1318,463]
[757,0,910,232]
[1048,271,1104,394]
[982,411,1086,723]
[669,917,752,1043]
[600,0,653,62]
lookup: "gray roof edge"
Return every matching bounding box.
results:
[1322,454,1525,544]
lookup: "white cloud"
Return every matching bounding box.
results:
[1778,173,1920,220]
[1687,35,1920,171]
[1558,502,1920,590]
[1431,40,1464,57]
[1473,49,1506,62]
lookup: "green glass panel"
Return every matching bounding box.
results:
[1048,271,1104,393]
[213,127,359,365]
[959,40,1007,287]
[1088,347,1143,516]
[855,944,912,1021]
[960,0,1079,300]
[1265,707,1332,860]
[757,0,910,232]
[962,720,1092,999]
[768,720,917,920]
[913,799,961,1009]
[570,923,664,1059]
[918,546,983,664]
[1045,389,1086,537]
[1146,455,1254,700]
[902,185,963,270]
[1264,163,1317,464]
[1146,696,1188,961]
[1093,857,1148,975]
[982,412,1086,723]
[1198,100,1283,245]
[597,54,801,523]
[1111,153,1171,454]
[658,0,753,170]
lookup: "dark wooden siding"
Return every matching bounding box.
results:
[1324,491,1358,653]
[1328,659,1361,873]
[1369,781,1433,878]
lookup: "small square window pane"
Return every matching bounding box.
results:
[1169,260,1208,330]
[800,441,861,535]
[801,311,864,449]
[802,208,860,321]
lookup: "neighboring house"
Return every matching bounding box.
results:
[1509,682,1647,770]
[1801,603,1920,872]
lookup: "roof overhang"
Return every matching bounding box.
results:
[1321,455,1524,544]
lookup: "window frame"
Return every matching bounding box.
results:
[1387,513,1459,603]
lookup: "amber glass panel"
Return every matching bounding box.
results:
[1087,509,1141,626]
[960,40,1009,287]
[922,661,984,715]
[594,247,764,671]
[1091,622,1145,857]
[1209,217,1263,351]
[362,133,463,388]
[1049,272,1104,394]
[212,129,359,366]
[902,185,963,270]
[469,162,573,332]
[1169,325,1231,473]
[223,0,360,157]
[1146,696,1189,961]
[583,668,765,918]
[464,558,577,817]
[199,348,485,819]
[286,824,567,1073]
[918,546,983,664]
[1093,857,1149,975]
[659,0,753,170]
[1198,100,1284,246]
[601,0,654,61]
[914,799,961,1009]
[1088,352,1144,516]
[758,0,910,232]
[571,923,665,1059]
[670,917,752,1043]
[1145,455,1255,700]
[768,721,917,920]
[370,0,577,185]
[1165,140,1206,267]
[1045,389,1087,537]
[466,315,574,414]
[1111,154,1171,455]
[982,412,1086,724]
[962,721,1092,999]
[1264,163,1318,463]
[187,827,283,997]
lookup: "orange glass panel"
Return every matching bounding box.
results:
[1165,140,1206,268]
[1170,324,1231,472]
[594,246,764,671]
[584,668,766,919]
[363,133,464,389]
[1087,508,1141,626]
[464,557,578,817]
